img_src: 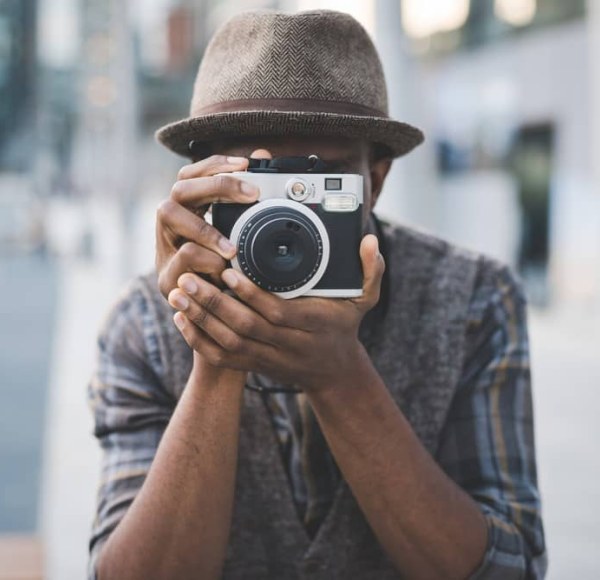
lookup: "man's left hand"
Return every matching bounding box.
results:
[169,234,384,390]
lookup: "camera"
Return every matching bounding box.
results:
[212,157,364,299]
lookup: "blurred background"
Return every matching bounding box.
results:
[0,0,599,578]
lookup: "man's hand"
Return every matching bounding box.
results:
[155,155,259,298]
[168,234,384,390]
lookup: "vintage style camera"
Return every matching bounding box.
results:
[212,156,364,299]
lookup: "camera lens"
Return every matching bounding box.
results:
[231,201,330,297]
[239,209,322,290]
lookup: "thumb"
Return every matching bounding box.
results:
[355,234,385,311]
[249,148,273,160]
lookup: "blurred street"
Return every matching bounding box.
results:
[0,255,57,531]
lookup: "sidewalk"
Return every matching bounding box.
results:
[530,307,600,579]
[40,258,114,580]
[40,196,157,580]
[0,535,43,580]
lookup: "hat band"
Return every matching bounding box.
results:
[193,98,387,118]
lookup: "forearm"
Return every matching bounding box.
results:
[306,347,488,580]
[97,353,245,580]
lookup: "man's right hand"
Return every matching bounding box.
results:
[155,154,259,299]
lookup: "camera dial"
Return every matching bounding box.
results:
[285,177,312,202]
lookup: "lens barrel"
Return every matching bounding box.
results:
[230,200,330,297]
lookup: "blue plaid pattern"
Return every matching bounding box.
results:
[436,262,546,578]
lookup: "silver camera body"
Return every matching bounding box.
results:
[212,171,364,299]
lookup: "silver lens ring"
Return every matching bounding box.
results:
[229,199,330,299]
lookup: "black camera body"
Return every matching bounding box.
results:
[212,159,363,299]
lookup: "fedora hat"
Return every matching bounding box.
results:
[155,9,424,159]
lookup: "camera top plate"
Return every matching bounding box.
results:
[247,155,331,173]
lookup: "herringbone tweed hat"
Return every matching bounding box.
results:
[155,9,424,159]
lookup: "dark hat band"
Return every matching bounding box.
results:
[194,98,388,118]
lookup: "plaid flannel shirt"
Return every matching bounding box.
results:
[87,253,547,579]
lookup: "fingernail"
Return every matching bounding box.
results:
[227,156,247,165]
[219,237,236,255]
[180,278,197,295]
[174,312,186,330]
[171,294,189,310]
[222,269,239,288]
[240,181,259,198]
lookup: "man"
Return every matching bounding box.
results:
[88,9,546,580]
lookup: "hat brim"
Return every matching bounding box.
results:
[155,110,424,159]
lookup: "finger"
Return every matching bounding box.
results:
[249,149,273,160]
[156,198,236,260]
[158,242,226,297]
[220,268,321,330]
[169,287,247,353]
[177,154,249,180]
[172,311,272,373]
[353,234,385,312]
[172,312,238,369]
[170,173,259,208]
[177,273,284,346]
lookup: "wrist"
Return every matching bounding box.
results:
[190,351,247,394]
[305,346,394,429]
[306,340,374,397]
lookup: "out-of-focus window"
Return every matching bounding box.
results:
[402,0,586,55]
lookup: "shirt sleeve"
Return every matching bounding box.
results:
[86,278,175,580]
[435,259,548,579]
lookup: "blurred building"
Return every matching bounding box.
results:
[0,0,37,172]
[392,0,598,311]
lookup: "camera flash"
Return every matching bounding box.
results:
[322,194,359,212]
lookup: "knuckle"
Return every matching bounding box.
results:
[213,174,228,193]
[170,180,187,201]
[192,307,209,329]
[209,154,228,167]
[157,271,170,298]
[209,348,226,367]
[269,307,285,326]
[237,316,256,336]
[303,311,320,329]
[177,165,191,180]
[156,198,176,220]
[201,288,222,313]
[178,241,198,260]
[213,173,238,196]
[196,218,214,241]
[223,334,243,353]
